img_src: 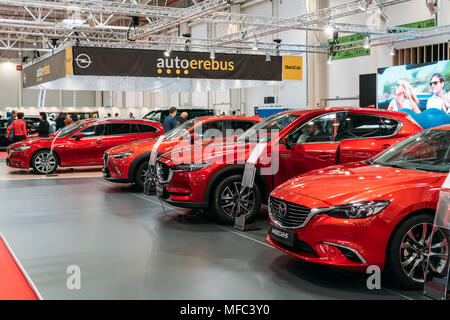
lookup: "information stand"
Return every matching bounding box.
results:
[143,135,165,195]
[424,174,450,300]
[234,143,267,231]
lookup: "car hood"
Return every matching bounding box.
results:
[274,162,445,206]
[159,141,257,165]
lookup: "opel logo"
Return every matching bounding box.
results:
[75,53,92,69]
[279,202,287,217]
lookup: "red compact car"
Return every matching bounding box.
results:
[267,126,450,289]
[6,119,163,174]
[155,108,422,223]
[103,116,260,190]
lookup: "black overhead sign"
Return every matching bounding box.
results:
[71,46,283,81]
[23,46,303,88]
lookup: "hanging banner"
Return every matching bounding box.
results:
[23,49,68,88]
[328,33,371,60]
[38,89,46,108]
[70,46,283,81]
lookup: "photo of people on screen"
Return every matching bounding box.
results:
[388,79,421,113]
[427,73,450,113]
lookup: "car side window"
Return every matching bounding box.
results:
[137,124,158,133]
[342,114,399,139]
[79,124,105,137]
[200,121,224,139]
[291,113,342,144]
[229,120,255,137]
[106,123,131,136]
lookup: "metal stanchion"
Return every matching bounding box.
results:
[424,174,450,300]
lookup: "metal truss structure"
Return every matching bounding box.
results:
[0,0,448,59]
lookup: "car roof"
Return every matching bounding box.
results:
[279,107,410,118]
[430,124,450,130]
[192,115,261,122]
[89,118,161,125]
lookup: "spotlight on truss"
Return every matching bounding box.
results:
[359,0,373,11]
[426,0,438,14]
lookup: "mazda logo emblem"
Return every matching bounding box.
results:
[279,202,287,217]
[75,53,92,69]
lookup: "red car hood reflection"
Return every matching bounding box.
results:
[276,162,444,206]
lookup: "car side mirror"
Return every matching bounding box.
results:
[74,132,85,140]
[283,135,293,150]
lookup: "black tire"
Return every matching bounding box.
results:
[135,160,150,191]
[212,174,261,224]
[31,149,58,174]
[385,213,448,290]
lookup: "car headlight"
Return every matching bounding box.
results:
[110,151,134,159]
[316,201,390,219]
[10,145,31,152]
[171,162,212,172]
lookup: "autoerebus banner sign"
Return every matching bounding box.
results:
[70,46,300,81]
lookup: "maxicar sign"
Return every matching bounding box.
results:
[22,46,303,88]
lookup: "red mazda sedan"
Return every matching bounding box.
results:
[266,125,450,289]
[155,108,422,223]
[103,116,260,190]
[6,119,163,174]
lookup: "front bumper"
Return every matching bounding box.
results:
[6,150,31,169]
[102,154,133,183]
[266,206,389,271]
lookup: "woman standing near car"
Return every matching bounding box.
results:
[7,112,27,143]
[35,112,50,137]
[388,79,421,113]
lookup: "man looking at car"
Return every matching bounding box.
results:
[7,110,16,127]
[55,113,65,131]
[177,112,188,125]
[163,107,178,132]
[305,121,325,143]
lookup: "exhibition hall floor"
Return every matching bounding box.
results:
[0,169,426,300]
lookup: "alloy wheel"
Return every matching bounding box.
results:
[219,182,255,220]
[399,222,448,283]
[34,152,57,174]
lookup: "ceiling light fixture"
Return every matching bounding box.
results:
[325,23,334,36]
[389,46,396,56]
[210,49,215,59]
[426,0,438,14]
[252,38,258,51]
[363,36,371,49]
[265,52,271,62]
[359,0,373,11]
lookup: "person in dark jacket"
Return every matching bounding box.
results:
[7,110,16,127]
[163,107,178,133]
[35,112,50,137]
[55,113,65,131]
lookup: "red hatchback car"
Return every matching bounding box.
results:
[155,108,422,223]
[103,116,260,190]
[267,126,450,289]
[6,118,162,174]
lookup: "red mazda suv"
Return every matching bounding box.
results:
[266,125,450,289]
[155,108,422,223]
[103,116,260,190]
[6,118,162,174]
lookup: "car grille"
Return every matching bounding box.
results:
[269,196,311,229]
[156,161,171,183]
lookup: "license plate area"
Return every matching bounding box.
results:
[269,224,295,247]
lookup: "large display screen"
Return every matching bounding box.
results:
[377,60,450,113]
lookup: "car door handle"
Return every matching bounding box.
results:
[381,144,391,150]
[317,153,333,160]
[96,140,103,144]
[131,137,137,140]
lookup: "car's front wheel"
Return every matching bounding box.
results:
[31,150,58,174]
[386,213,449,289]
[135,161,151,191]
[212,174,261,224]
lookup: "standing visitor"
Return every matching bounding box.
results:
[35,112,50,137]
[7,112,27,143]
[64,114,73,126]
[163,107,177,132]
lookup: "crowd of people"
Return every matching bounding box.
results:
[388,73,450,113]
[162,107,189,132]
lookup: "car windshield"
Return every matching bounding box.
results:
[372,130,450,173]
[57,121,88,138]
[164,119,196,139]
[237,113,299,143]
[145,111,162,122]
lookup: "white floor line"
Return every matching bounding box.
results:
[0,231,44,300]
[95,177,416,300]
[0,175,102,181]
[215,225,275,249]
